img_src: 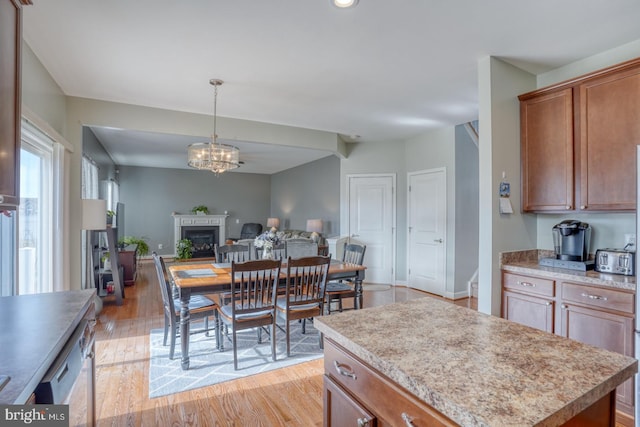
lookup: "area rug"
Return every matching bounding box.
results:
[148,320,323,398]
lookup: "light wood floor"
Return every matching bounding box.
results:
[94,261,473,426]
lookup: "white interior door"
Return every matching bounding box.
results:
[347,174,395,284]
[408,168,446,295]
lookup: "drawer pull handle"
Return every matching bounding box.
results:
[333,360,357,380]
[581,292,607,301]
[402,413,415,426]
[517,281,535,287]
[357,417,370,427]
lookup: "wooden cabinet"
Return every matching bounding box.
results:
[577,66,640,211]
[323,339,457,427]
[118,245,138,286]
[519,57,640,213]
[520,88,574,212]
[559,281,635,415]
[0,0,23,209]
[502,271,635,418]
[502,273,555,333]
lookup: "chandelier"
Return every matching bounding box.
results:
[187,79,240,175]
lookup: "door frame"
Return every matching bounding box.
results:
[406,167,447,296]
[346,173,396,285]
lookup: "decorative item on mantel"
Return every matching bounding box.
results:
[254,228,281,259]
[191,205,209,215]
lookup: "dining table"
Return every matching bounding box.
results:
[168,259,366,370]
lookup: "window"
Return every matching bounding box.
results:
[18,121,57,294]
[0,119,68,296]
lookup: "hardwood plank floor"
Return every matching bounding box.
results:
[94,261,471,426]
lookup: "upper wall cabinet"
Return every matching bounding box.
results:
[519,58,640,213]
[0,0,23,209]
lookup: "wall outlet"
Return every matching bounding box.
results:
[624,233,636,248]
[158,243,163,250]
[236,219,240,224]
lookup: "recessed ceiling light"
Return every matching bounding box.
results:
[332,0,359,8]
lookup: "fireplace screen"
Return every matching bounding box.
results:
[182,226,219,258]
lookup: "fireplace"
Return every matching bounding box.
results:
[173,214,228,259]
[182,226,218,258]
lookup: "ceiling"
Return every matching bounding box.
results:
[22,1,640,173]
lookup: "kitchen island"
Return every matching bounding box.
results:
[314,297,638,426]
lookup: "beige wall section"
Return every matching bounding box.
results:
[477,57,537,316]
[21,44,67,136]
[405,127,456,296]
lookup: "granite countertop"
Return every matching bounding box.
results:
[501,249,636,291]
[0,290,95,404]
[315,297,638,427]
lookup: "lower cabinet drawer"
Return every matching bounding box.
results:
[561,282,634,314]
[324,339,457,427]
[503,272,555,297]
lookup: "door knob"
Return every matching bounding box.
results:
[434,239,443,243]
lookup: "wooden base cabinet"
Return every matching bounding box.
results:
[559,281,635,415]
[323,339,457,427]
[502,271,635,418]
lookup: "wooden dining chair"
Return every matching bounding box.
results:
[254,241,287,260]
[151,252,217,359]
[324,243,366,314]
[276,255,330,356]
[216,259,282,370]
[214,243,251,263]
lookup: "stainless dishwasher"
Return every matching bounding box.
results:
[35,309,96,427]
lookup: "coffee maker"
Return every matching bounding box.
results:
[539,220,594,271]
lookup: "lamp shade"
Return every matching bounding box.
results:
[82,199,107,230]
[306,219,323,233]
[267,217,280,229]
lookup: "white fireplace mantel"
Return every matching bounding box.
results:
[173,214,228,253]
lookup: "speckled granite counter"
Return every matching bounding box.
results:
[0,290,95,404]
[315,297,637,427]
[501,249,636,291]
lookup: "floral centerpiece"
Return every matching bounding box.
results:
[254,227,281,259]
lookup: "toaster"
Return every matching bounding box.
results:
[594,248,635,276]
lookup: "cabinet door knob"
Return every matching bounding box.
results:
[0,195,4,203]
[517,281,535,287]
[333,360,357,380]
[561,304,567,309]
[580,205,586,210]
[565,205,571,210]
[402,413,415,426]
[546,302,552,306]
[357,417,370,427]
[581,292,607,301]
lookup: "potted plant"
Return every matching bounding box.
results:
[101,252,111,270]
[118,236,150,257]
[191,205,209,215]
[106,210,116,225]
[176,239,194,260]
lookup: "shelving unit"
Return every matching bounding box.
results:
[92,226,124,305]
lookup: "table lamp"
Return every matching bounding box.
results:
[267,217,280,230]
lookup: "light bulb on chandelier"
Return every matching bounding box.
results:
[187,79,240,175]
